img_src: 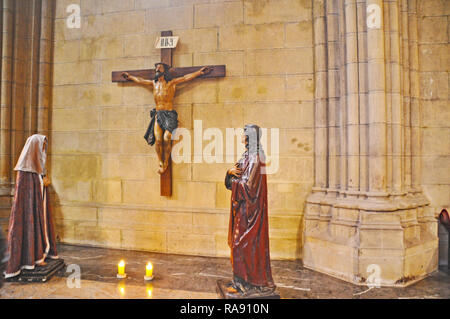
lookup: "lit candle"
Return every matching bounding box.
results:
[144,262,154,281]
[146,262,153,277]
[117,260,126,278]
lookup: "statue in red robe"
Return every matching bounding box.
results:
[440,209,450,270]
[224,124,276,297]
[0,230,6,287]
[440,209,450,232]
[4,134,58,279]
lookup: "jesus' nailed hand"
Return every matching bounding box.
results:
[121,64,212,174]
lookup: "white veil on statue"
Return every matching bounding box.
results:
[14,134,47,175]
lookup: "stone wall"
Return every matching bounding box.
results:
[417,0,449,266]
[0,0,444,267]
[50,0,315,259]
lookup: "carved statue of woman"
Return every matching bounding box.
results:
[0,229,6,287]
[440,209,450,232]
[4,134,59,279]
[224,124,276,298]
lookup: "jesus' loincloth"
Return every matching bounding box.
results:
[144,108,178,146]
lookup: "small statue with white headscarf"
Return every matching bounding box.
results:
[4,134,59,279]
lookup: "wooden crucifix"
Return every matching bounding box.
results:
[112,31,226,196]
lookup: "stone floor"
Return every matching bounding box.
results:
[0,244,449,299]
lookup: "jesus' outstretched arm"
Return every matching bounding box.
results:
[122,72,154,87]
[170,66,212,85]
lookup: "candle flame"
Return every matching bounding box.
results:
[119,260,125,267]
[146,262,153,270]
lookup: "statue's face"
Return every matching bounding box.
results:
[243,126,260,152]
[156,64,165,74]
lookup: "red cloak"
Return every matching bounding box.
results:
[4,171,58,278]
[226,152,274,288]
[440,209,450,232]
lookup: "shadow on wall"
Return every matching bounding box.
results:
[48,185,64,243]
[49,186,109,249]
[295,203,305,263]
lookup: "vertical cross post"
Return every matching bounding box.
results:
[159,30,173,196]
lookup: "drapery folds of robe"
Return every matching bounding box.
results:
[4,135,58,279]
[0,230,6,287]
[440,209,450,232]
[225,151,275,289]
[144,108,178,146]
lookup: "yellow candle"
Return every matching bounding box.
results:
[118,260,125,276]
[146,262,153,278]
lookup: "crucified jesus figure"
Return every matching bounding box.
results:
[122,63,211,174]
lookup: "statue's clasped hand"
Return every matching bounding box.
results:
[232,200,241,210]
[43,176,51,187]
[228,164,242,178]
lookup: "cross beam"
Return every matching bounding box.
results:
[112,65,226,83]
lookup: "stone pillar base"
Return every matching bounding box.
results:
[303,191,439,287]
[0,189,12,233]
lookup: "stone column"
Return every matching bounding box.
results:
[304,0,438,287]
[367,0,387,195]
[344,0,360,194]
[0,0,55,223]
[357,0,368,193]
[0,0,15,205]
[327,0,340,195]
[407,0,421,194]
[400,0,412,192]
[37,0,54,136]
[313,0,328,193]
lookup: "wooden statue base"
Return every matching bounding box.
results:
[216,279,281,299]
[5,258,65,283]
